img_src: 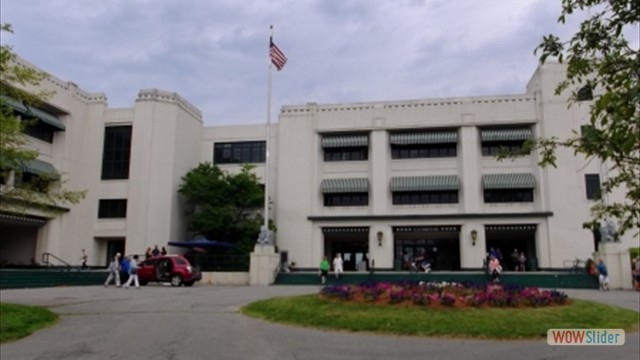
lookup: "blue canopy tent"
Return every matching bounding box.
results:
[167,239,235,249]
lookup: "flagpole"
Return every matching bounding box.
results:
[262,25,274,245]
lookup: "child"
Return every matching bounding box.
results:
[596,258,609,291]
[319,256,330,285]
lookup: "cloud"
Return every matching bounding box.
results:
[2,0,636,126]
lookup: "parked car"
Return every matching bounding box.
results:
[137,255,202,287]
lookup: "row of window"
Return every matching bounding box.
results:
[92,179,599,216]
[322,174,602,207]
[324,189,533,207]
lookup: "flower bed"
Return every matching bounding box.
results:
[320,281,569,308]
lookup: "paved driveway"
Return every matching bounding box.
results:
[0,285,638,360]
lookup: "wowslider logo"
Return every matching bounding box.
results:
[547,329,625,346]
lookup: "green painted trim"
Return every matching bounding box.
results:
[308,212,553,221]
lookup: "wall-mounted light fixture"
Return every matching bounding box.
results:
[470,229,478,246]
[377,231,383,247]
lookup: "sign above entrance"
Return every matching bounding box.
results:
[322,227,369,233]
[485,224,537,231]
[393,226,460,233]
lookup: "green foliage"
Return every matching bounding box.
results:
[0,23,86,213]
[534,0,639,235]
[0,302,58,343]
[179,162,266,251]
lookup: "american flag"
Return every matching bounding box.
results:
[270,38,287,71]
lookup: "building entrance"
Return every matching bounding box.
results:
[322,227,369,271]
[393,226,461,271]
[484,224,537,271]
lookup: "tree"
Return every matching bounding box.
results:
[178,162,267,254]
[0,24,86,213]
[534,0,639,236]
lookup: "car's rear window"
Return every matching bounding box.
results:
[175,258,187,265]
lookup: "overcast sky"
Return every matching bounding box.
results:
[1,0,637,126]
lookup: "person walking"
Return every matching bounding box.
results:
[333,254,343,279]
[596,258,610,291]
[510,249,519,271]
[104,253,121,287]
[488,256,502,283]
[319,256,330,285]
[80,249,89,270]
[123,255,140,289]
[518,252,527,272]
[120,255,130,284]
[152,245,160,257]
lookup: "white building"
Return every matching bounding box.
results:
[0,57,635,273]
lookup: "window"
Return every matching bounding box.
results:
[480,127,533,157]
[389,130,458,159]
[324,193,368,207]
[585,174,601,200]
[214,141,265,164]
[484,189,534,203]
[324,147,368,161]
[101,126,132,180]
[22,117,56,143]
[98,199,127,218]
[393,191,458,205]
[321,133,369,162]
[391,144,456,159]
[577,85,593,101]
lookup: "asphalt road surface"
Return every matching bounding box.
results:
[0,285,638,360]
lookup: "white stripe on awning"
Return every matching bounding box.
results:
[481,128,532,142]
[482,173,536,189]
[321,135,368,148]
[321,178,369,193]
[389,131,458,145]
[390,175,459,192]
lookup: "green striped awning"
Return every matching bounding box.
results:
[483,173,536,189]
[1,96,65,130]
[23,159,57,176]
[321,134,368,148]
[481,128,532,142]
[1,96,28,113]
[390,175,459,192]
[27,107,66,130]
[321,178,369,193]
[389,131,458,145]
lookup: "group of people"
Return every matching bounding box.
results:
[145,245,167,259]
[509,248,527,272]
[318,254,344,285]
[104,253,141,289]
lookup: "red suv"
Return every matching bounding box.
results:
[138,255,202,287]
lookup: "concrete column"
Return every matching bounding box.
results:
[249,244,280,285]
[596,242,632,290]
[370,128,388,215]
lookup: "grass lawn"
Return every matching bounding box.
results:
[0,303,58,343]
[242,294,640,339]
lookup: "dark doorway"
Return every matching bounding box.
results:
[106,238,125,266]
[322,227,369,271]
[485,224,537,271]
[393,226,461,271]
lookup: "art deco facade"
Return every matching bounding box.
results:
[0,57,634,272]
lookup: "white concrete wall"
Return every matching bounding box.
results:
[6,56,637,274]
